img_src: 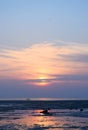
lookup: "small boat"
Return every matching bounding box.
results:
[26,98,30,101]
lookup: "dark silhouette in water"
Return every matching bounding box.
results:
[40,109,52,115]
[42,109,49,114]
[80,108,83,112]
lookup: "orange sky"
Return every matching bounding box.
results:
[0,41,88,86]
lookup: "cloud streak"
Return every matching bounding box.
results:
[0,40,88,86]
[59,54,88,62]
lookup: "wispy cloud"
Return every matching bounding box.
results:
[0,40,88,85]
[25,74,88,82]
[59,53,88,62]
[0,54,16,59]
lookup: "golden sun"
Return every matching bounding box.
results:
[37,76,49,86]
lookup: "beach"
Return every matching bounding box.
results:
[0,99,88,130]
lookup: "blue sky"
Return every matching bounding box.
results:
[0,0,88,47]
[0,0,88,98]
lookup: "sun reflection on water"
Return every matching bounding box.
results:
[9,110,69,129]
[0,109,88,130]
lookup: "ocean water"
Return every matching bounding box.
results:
[0,99,88,130]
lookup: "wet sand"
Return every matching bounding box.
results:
[0,100,88,130]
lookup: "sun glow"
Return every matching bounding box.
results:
[0,42,88,87]
[36,76,49,86]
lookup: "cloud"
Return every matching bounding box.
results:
[59,53,88,62]
[0,40,88,86]
[0,54,16,59]
[23,74,88,87]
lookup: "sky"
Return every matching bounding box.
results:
[0,0,88,99]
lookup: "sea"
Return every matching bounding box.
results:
[0,98,88,130]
